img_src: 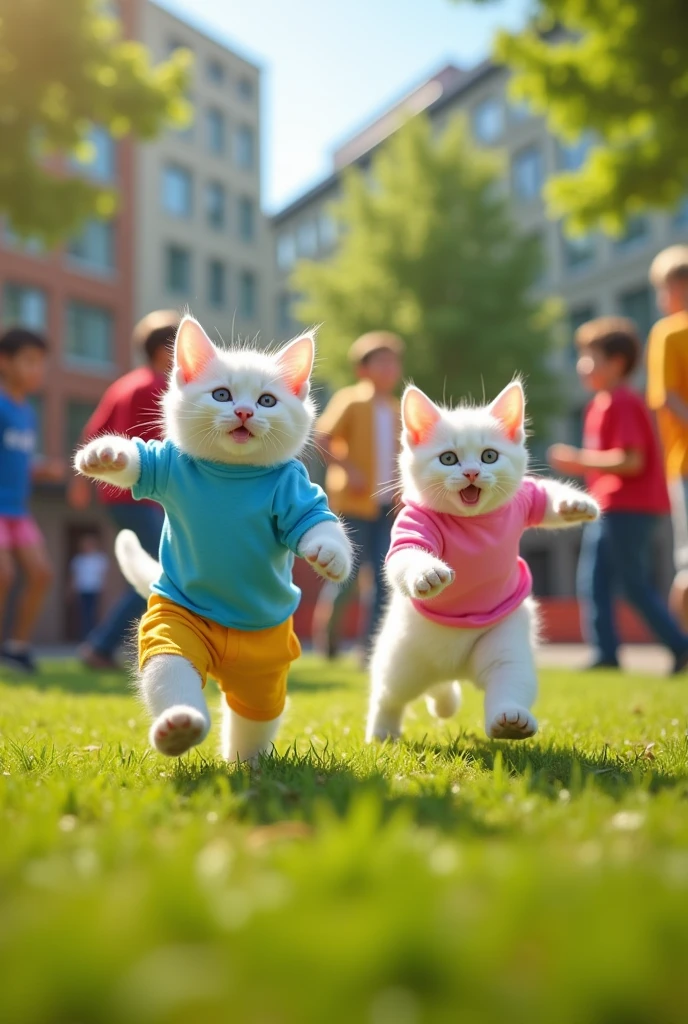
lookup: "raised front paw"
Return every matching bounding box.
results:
[302,539,351,583]
[75,440,132,478]
[406,561,454,600]
[555,495,599,523]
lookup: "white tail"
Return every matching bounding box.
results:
[114,530,160,598]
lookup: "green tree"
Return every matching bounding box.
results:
[294,115,556,425]
[0,0,190,243]
[454,0,688,233]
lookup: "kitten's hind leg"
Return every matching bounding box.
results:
[425,681,462,720]
[139,654,210,756]
[470,602,539,741]
[221,703,282,764]
[366,605,430,743]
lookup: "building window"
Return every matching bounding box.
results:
[3,225,45,256]
[561,229,596,270]
[237,196,255,242]
[511,144,544,201]
[167,37,191,56]
[318,210,337,250]
[567,304,597,363]
[207,259,227,308]
[65,302,114,367]
[276,232,296,271]
[162,164,193,218]
[175,97,195,144]
[296,220,318,258]
[619,284,656,341]
[238,270,257,319]
[165,245,192,294]
[556,135,591,172]
[207,58,225,85]
[2,283,48,330]
[472,97,504,145]
[78,126,116,182]
[205,182,226,230]
[206,108,226,156]
[276,293,293,335]
[614,215,650,251]
[66,400,96,456]
[508,99,531,123]
[237,76,255,102]
[235,125,255,171]
[67,219,115,273]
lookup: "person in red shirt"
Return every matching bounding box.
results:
[549,316,688,672]
[69,310,178,669]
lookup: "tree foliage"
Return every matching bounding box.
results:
[294,115,556,426]
[456,0,688,233]
[0,0,190,242]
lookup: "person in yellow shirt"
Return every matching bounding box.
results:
[646,244,688,624]
[313,331,404,660]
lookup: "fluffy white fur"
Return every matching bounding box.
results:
[367,380,599,744]
[75,316,352,763]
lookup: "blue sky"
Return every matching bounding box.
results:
[158,0,532,212]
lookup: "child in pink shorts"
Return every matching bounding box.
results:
[0,328,62,673]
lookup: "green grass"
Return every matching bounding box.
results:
[1,655,688,1024]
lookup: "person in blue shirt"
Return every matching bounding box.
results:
[0,328,62,673]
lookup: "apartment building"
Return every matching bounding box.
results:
[271,59,688,613]
[0,5,140,643]
[135,1,270,351]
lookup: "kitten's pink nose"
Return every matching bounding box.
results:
[234,407,254,423]
[463,469,480,483]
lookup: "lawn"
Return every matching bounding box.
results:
[1,655,687,1024]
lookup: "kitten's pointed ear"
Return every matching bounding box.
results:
[489,381,525,441]
[175,316,215,383]
[402,386,441,446]
[277,333,315,398]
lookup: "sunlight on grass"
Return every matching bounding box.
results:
[1,656,687,1022]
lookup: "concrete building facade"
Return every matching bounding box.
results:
[271,60,688,607]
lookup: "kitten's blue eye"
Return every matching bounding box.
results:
[258,393,277,408]
[481,448,499,464]
[212,388,232,403]
[439,451,459,466]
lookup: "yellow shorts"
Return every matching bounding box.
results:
[139,595,301,722]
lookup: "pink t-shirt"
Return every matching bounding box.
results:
[388,478,549,629]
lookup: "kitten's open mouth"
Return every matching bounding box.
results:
[229,425,254,444]
[459,484,482,506]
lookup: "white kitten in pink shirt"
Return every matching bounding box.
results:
[366,381,599,744]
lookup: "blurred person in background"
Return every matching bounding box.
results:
[69,310,179,669]
[0,328,63,673]
[313,331,404,662]
[646,245,688,627]
[549,317,688,673]
[69,533,109,641]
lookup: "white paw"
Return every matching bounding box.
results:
[555,496,599,523]
[487,706,538,741]
[150,706,209,757]
[365,704,403,743]
[425,682,462,720]
[302,540,351,582]
[76,440,131,478]
[406,561,454,600]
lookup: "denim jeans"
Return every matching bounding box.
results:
[577,511,688,665]
[78,592,100,641]
[87,502,164,657]
[326,506,394,653]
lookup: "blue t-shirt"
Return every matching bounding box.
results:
[132,439,338,630]
[0,391,37,517]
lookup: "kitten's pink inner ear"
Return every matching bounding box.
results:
[489,383,524,440]
[175,318,215,383]
[403,388,441,446]
[277,334,314,395]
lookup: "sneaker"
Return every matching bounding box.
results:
[671,649,688,676]
[0,646,38,674]
[586,659,620,671]
[78,645,120,671]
